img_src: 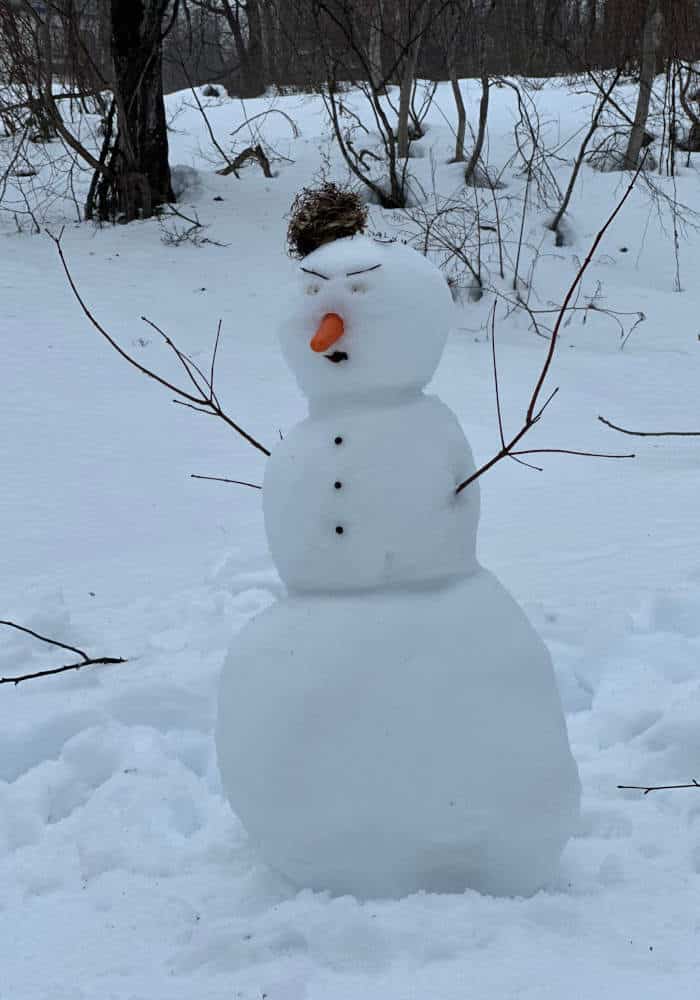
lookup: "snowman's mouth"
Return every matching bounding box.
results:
[325,351,348,364]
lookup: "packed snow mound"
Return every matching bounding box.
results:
[217,570,581,898]
[170,164,202,198]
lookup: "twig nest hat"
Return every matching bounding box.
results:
[286,183,368,258]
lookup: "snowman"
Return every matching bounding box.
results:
[217,187,580,899]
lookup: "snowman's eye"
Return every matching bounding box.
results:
[349,282,367,294]
[306,284,320,296]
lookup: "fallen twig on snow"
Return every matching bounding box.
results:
[0,620,126,686]
[217,144,272,179]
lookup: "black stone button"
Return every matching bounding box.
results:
[334,481,342,490]
[334,436,343,445]
[335,525,344,535]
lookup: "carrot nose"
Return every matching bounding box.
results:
[310,313,344,353]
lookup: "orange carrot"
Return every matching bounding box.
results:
[310,313,344,352]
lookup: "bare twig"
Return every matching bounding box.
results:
[455,164,643,494]
[511,447,636,460]
[180,56,235,171]
[550,70,622,242]
[618,780,700,795]
[47,229,270,458]
[490,304,505,450]
[598,416,700,438]
[0,620,126,686]
[228,108,300,142]
[191,474,262,489]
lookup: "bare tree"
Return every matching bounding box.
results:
[0,1,114,226]
[0,1,177,224]
[550,69,622,242]
[447,1,496,176]
[394,0,431,158]
[88,0,175,221]
[291,0,446,207]
[441,1,468,161]
[163,1,228,92]
[463,71,490,182]
[625,0,664,169]
[186,0,267,97]
[366,0,385,94]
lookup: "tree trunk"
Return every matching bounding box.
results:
[92,0,174,222]
[444,4,465,161]
[368,0,386,94]
[34,11,57,142]
[241,0,266,98]
[587,0,597,37]
[96,0,114,86]
[450,72,466,161]
[550,70,621,240]
[397,1,429,159]
[397,75,412,158]
[625,0,663,169]
[464,71,490,182]
[265,0,287,84]
[219,0,265,98]
[259,0,271,85]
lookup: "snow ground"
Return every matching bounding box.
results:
[2,78,700,998]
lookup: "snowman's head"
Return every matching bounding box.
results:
[278,236,454,406]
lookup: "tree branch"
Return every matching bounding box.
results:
[47,229,271,457]
[598,416,700,437]
[455,162,644,494]
[0,620,126,686]
[618,780,700,795]
[191,473,262,488]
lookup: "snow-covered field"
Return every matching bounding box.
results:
[2,79,700,998]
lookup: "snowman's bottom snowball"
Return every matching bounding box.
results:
[216,570,581,899]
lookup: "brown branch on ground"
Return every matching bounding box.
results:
[618,780,700,795]
[0,620,126,686]
[217,145,272,179]
[598,416,700,438]
[455,163,644,495]
[47,229,270,458]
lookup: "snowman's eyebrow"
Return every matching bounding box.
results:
[300,267,330,280]
[346,264,382,277]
